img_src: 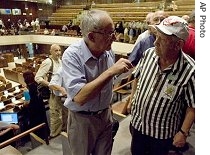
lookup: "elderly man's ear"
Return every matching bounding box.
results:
[88,32,95,42]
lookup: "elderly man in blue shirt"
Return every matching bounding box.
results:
[62,10,133,155]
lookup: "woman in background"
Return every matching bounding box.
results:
[23,70,50,139]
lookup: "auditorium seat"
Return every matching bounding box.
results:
[48,0,194,26]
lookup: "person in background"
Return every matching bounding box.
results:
[128,10,168,66]
[0,18,5,29]
[23,70,50,139]
[134,12,154,45]
[61,24,68,32]
[123,22,130,43]
[62,9,133,155]
[67,20,73,29]
[6,19,13,29]
[35,18,40,31]
[182,10,195,60]
[51,29,56,36]
[115,21,124,42]
[182,15,190,22]
[43,28,49,35]
[35,44,62,138]
[31,20,35,32]
[0,121,19,145]
[128,21,136,44]
[129,16,195,155]
[168,0,178,11]
[91,1,96,8]
[0,122,19,133]
[48,67,68,132]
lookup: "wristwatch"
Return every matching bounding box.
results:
[180,129,189,137]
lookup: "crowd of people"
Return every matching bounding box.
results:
[0,17,83,37]
[0,18,40,36]
[115,19,150,44]
[1,7,195,155]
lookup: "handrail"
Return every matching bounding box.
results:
[113,80,134,92]
[0,123,49,149]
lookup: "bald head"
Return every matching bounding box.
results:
[146,12,155,25]
[151,10,169,25]
[50,44,60,51]
[182,15,190,22]
[50,44,61,61]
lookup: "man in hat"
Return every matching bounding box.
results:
[129,16,195,155]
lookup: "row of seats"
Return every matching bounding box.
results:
[49,0,195,25]
[0,57,8,68]
[0,82,12,92]
[50,10,193,25]
[0,56,47,110]
[2,55,46,87]
[0,83,24,107]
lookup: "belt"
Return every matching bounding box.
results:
[77,108,108,116]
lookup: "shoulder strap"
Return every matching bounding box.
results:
[47,57,54,82]
[48,57,53,73]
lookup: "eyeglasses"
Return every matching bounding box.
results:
[153,16,166,25]
[92,31,116,39]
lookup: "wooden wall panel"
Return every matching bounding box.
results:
[0,0,39,24]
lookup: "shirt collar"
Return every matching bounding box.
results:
[153,50,185,74]
[81,39,109,62]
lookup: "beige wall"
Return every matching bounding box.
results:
[0,35,134,56]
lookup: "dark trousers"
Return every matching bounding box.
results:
[130,124,172,155]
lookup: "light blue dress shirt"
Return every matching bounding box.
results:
[62,40,115,112]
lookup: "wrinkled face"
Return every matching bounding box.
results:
[154,31,178,58]
[91,16,116,53]
[151,11,168,25]
[50,45,61,60]
[148,12,168,35]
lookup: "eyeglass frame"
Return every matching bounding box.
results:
[152,16,166,25]
[85,10,116,40]
[91,30,116,40]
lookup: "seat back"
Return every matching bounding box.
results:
[0,85,5,92]
[0,76,7,84]
[5,82,12,90]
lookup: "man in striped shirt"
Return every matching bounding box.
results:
[129,16,195,155]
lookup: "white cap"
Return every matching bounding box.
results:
[150,16,189,40]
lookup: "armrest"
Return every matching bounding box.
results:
[113,80,134,92]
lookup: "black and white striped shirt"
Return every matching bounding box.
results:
[131,47,195,139]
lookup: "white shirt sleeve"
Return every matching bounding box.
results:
[35,58,52,83]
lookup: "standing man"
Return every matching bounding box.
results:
[35,44,62,138]
[62,9,133,155]
[48,67,68,132]
[129,16,195,155]
[134,12,154,45]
